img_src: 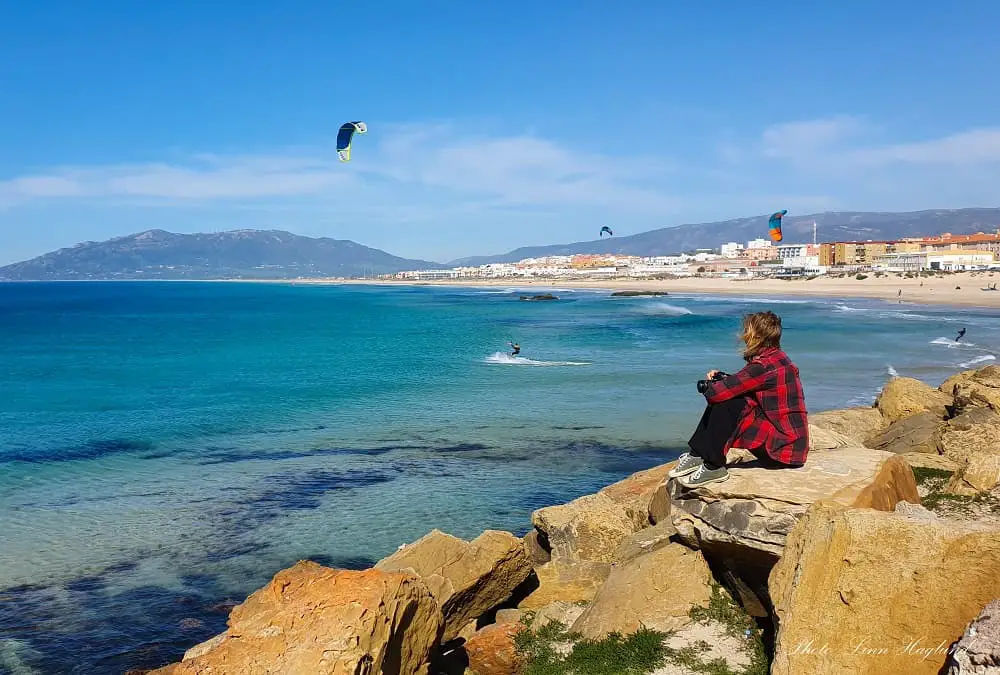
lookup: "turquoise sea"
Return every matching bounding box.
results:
[2,282,998,673]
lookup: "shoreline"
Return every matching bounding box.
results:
[324,271,1000,309]
[6,272,1000,308]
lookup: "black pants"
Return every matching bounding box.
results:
[687,398,747,469]
[687,397,789,470]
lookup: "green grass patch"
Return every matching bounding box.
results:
[513,615,668,675]
[912,466,953,486]
[912,466,1000,514]
[923,489,999,513]
[512,583,769,675]
[686,583,769,675]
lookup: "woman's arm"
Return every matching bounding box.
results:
[703,360,771,403]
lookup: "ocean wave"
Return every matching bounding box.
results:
[633,302,694,317]
[674,295,811,305]
[506,287,576,294]
[930,337,979,348]
[834,304,959,322]
[845,388,881,407]
[887,365,899,377]
[959,355,996,368]
[485,352,590,367]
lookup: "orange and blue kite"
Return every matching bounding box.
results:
[768,210,787,242]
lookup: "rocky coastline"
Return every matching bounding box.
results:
[145,367,1000,675]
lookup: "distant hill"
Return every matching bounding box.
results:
[448,208,1000,266]
[6,208,1000,281]
[0,229,444,281]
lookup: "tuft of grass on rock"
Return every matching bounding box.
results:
[513,583,769,675]
[923,489,1000,514]
[686,583,769,675]
[513,615,668,675]
[912,466,954,486]
[912,466,1000,516]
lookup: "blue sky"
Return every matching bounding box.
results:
[2,1,1000,264]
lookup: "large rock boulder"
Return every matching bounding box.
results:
[865,411,944,454]
[670,446,919,561]
[517,559,610,610]
[948,406,1000,430]
[810,406,888,445]
[530,600,587,630]
[597,462,673,526]
[530,462,673,565]
[522,530,550,566]
[939,409,1000,478]
[807,424,857,450]
[942,366,1000,412]
[945,599,1000,674]
[877,376,951,422]
[769,503,1000,675]
[532,492,639,564]
[611,521,677,566]
[570,543,715,639]
[946,453,1000,496]
[150,562,443,675]
[375,529,531,642]
[899,452,961,472]
[464,622,526,675]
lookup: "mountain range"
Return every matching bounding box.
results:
[0,229,442,281]
[2,208,999,281]
[449,208,1000,266]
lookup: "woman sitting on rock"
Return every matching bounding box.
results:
[669,310,809,487]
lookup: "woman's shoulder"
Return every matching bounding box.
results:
[752,348,793,367]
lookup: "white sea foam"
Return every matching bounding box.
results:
[887,365,899,377]
[834,304,960,322]
[845,388,881,407]
[673,294,811,305]
[930,337,978,348]
[485,352,590,367]
[959,355,996,368]
[634,302,694,316]
[0,639,44,675]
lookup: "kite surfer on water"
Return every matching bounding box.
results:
[956,328,967,342]
[509,342,521,357]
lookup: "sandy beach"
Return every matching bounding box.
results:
[301,271,1000,309]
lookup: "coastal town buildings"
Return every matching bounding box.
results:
[720,242,743,257]
[390,229,1000,281]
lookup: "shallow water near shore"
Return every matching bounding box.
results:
[2,282,998,673]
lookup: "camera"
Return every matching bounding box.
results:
[696,371,727,394]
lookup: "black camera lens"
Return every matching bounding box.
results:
[696,379,709,394]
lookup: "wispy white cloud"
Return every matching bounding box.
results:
[3,175,87,198]
[758,116,1000,169]
[0,125,682,217]
[761,115,866,159]
[848,128,1000,165]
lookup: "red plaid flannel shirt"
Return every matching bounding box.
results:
[703,347,809,466]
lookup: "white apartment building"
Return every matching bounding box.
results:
[873,250,996,272]
[776,244,810,258]
[720,242,744,258]
[746,238,772,250]
[781,255,824,274]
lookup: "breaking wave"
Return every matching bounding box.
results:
[484,352,590,367]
